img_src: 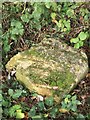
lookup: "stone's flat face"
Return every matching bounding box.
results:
[6,38,88,102]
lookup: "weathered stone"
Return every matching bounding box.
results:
[6,38,88,103]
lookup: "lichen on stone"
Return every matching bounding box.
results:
[6,38,88,103]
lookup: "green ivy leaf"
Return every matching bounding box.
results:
[4,44,10,53]
[74,42,80,49]
[11,34,17,41]
[66,9,74,18]
[78,32,87,40]
[16,21,23,29]
[37,102,45,111]
[77,114,85,119]
[51,13,56,19]
[50,108,58,118]
[84,14,89,20]
[35,24,41,30]
[78,41,84,47]
[8,89,14,97]
[10,28,19,35]
[45,2,51,9]
[67,102,72,109]
[18,29,24,35]
[87,113,90,119]
[9,105,21,117]
[32,11,41,20]
[71,95,77,101]
[2,100,9,107]
[28,106,36,117]
[70,38,79,43]
[63,20,70,31]
[21,13,30,23]
[57,20,64,29]
[76,100,81,105]
[51,2,57,11]
[31,115,43,120]
[16,110,24,119]
[50,81,56,86]
[71,105,77,112]
[45,97,53,107]
[65,97,70,104]
[61,101,66,109]
[12,89,22,99]
[11,20,16,27]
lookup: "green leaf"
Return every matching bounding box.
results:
[16,110,24,119]
[32,11,41,20]
[11,105,21,110]
[3,108,9,117]
[32,115,42,120]
[71,95,77,101]
[51,2,57,11]
[77,114,85,119]
[74,43,80,49]
[51,13,56,19]
[66,95,71,99]
[51,81,56,86]
[18,29,24,35]
[78,41,84,47]
[10,28,19,35]
[45,2,51,9]
[11,20,16,27]
[84,15,89,20]
[71,105,77,112]
[12,90,22,99]
[28,106,36,117]
[37,102,45,111]
[57,20,64,28]
[57,5,61,12]
[66,9,74,18]
[0,94,2,102]
[21,13,30,23]
[61,101,66,108]
[87,113,90,119]
[8,89,14,97]
[78,32,87,40]
[56,20,62,28]
[45,97,53,106]
[11,20,23,28]
[67,102,72,109]
[65,97,70,104]
[9,105,21,117]
[4,44,10,52]
[11,34,17,41]
[76,100,81,105]
[35,24,41,30]
[16,21,23,29]
[70,38,79,43]
[50,108,58,118]
[2,100,9,107]
[63,20,70,30]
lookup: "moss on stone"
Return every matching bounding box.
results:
[24,64,75,93]
[6,38,88,103]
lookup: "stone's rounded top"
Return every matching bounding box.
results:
[6,38,88,102]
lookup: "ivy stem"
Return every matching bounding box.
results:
[22,2,26,14]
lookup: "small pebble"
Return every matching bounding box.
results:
[37,95,44,101]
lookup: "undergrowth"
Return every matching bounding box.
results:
[1,2,90,120]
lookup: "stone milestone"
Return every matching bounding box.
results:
[6,38,88,102]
